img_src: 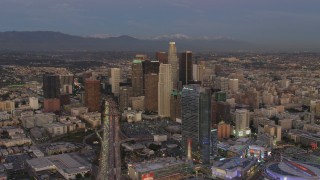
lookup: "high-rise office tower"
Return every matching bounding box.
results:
[132,60,144,97]
[43,74,60,99]
[43,74,61,112]
[170,90,182,121]
[85,79,101,112]
[142,60,159,95]
[210,128,218,156]
[179,51,193,85]
[168,42,179,89]
[181,84,212,164]
[144,73,158,112]
[119,86,132,111]
[143,60,159,75]
[60,74,74,94]
[158,64,173,117]
[110,68,121,97]
[235,109,251,137]
[192,61,205,82]
[156,52,168,64]
[199,89,212,163]
[214,77,229,92]
[217,121,231,140]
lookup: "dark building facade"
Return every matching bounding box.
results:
[156,51,168,64]
[142,60,160,96]
[170,91,182,121]
[85,79,101,112]
[43,74,60,99]
[181,84,212,164]
[179,51,193,85]
[119,86,133,111]
[43,74,61,112]
[212,101,231,125]
[144,74,158,112]
[199,89,212,164]
[132,60,144,97]
[143,60,160,75]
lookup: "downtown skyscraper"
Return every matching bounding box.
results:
[179,51,193,85]
[158,64,173,117]
[43,74,61,112]
[132,60,144,97]
[181,84,212,164]
[85,79,101,112]
[168,42,179,89]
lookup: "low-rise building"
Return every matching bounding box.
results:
[45,143,80,155]
[70,107,88,116]
[0,112,10,121]
[44,122,68,137]
[79,112,101,128]
[0,138,32,147]
[27,154,91,180]
[212,157,258,179]
[47,154,91,180]
[0,101,15,112]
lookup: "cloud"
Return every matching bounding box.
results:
[152,34,191,40]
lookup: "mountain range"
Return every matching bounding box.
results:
[0,31,256,52]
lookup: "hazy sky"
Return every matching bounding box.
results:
[1,0,319,45]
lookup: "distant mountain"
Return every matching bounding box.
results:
[0,31,256,52]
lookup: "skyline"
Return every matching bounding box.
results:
[1,0,320,48]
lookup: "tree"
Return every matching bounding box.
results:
[76,173,83,179]
[84,172,91,178]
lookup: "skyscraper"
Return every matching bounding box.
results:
[85,79,101,112]
[43,74,61,112]
[158,64,173,117]
[181,84,212,164]
[119,86,132,111]
[43,74,60,99]
[199,89,212,164]
[156,51,168,64]
[110,68,121,97]
[132,60,144,97]
[170,90,182,121]
[235,109,251,137]
[168,42,179,89]
[179,51,193,85]
[144,73,158,112]
[60,74,74,94]
[142,60,159,96]
[143,60,159,75]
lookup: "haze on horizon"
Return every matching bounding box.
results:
[1,0,320,49]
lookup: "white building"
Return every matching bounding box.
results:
[110,68,121,96]
[235,109,251,137]
[44,122,68,137]
[158,64,173,118]
[29,97,39,110]
[229,79,239,93]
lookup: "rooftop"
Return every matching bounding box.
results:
[213,157,256,170]
[130,157,187,173]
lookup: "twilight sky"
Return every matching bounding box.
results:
[1,0,320,46]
